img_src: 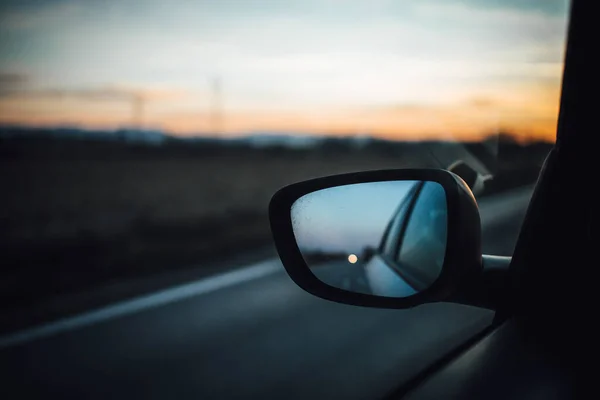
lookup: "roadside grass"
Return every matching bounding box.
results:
[0,135,551,310]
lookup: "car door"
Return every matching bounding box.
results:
[362,181,424,296]
[393,181,448,291]
[379,181,423,256]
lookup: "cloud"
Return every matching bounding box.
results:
[0,72,28,85]
[0,84,189,102]
[0,1,83,31]
[414,1,569,60]
[113,86,190,102]
[415,2,566,25]
[466,97,501,109]
[0,71,31,97]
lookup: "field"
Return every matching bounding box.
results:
[0,131,552,312]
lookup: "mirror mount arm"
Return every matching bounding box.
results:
[448,255,511,310]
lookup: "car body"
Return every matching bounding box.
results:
[362,180,447,297]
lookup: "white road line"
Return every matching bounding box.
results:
[0,259,282,349]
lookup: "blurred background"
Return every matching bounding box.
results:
[0,1,573,398]
[0,0,568,329]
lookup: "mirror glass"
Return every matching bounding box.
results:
[291,180,447,298]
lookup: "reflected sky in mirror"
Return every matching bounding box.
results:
[291,181,417,254]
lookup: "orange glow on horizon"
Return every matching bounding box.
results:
[0,108,558,143]
[0,82,560,143]
[0,117,557,143]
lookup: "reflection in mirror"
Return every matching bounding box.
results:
[291,180,447,298]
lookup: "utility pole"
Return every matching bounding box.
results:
[210,76,223,136]
[132,94,145,130]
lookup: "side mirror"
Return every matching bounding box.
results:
[269,169,483,309]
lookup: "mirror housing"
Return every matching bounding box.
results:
[269,169,483,309]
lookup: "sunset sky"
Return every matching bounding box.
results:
[0,0,570,142]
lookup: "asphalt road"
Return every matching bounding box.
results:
[0,186,533,400]
[311,259,372,294]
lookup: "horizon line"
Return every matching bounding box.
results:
[0,123,557,145]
